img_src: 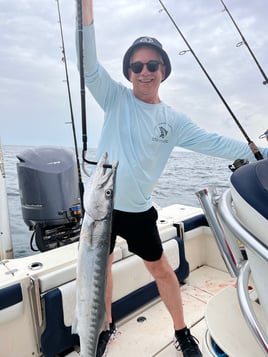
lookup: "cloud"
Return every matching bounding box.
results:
[1,0,268,149]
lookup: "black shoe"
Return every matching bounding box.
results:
[174,328,202,357]
[96,322,117,357]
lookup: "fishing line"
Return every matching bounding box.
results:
[76,0,112,170]
[219,0,268,85]
[56,0,85,213]
[158,0,263,160]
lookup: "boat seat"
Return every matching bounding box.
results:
[0,283,23,324]
[0,283,22,310]
[41,285,79,357]
[231,158,268,223]
[182,213,208,232]
[230,159,268,331]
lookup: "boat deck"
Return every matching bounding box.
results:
[64,265,236,357]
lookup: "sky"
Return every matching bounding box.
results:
[1,0,268,150]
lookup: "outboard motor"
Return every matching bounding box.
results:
[17,146,82,251]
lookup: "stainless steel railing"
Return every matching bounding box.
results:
[196,187,268,355]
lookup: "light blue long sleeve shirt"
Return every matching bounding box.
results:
[79,25,268,212]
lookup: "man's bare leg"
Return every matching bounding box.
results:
[144,253,186,330]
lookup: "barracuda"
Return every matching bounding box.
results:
[72,153,118,357]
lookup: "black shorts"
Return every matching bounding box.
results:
[110,206,163,262]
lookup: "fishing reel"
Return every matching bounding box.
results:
[228,158,249,172]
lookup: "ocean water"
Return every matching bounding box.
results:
[2,145,232,258]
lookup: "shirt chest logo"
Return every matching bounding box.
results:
[152,123,172,143]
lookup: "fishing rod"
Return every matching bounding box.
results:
[219,0,268,85]
[158,0,263,161]
[56,0,84,213]
[76,0,112,170]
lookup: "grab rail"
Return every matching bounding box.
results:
[196,189,239,277]
[218,189,268,262]
[238,260,268,354]
[196,187,268,354]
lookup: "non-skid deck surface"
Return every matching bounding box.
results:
[206,285,265,357]
[104,266,235,357]
[64,266,235,357]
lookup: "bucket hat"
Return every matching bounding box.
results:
[123,36,171,81]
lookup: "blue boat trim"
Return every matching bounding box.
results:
[41,288,79,357]
[0,283,22,310]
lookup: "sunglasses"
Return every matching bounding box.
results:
[129,60,163,74]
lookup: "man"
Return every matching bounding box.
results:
[77,1,268,356]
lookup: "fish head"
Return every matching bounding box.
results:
[84,153,118,221]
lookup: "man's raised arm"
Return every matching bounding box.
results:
[82,0,93,25]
